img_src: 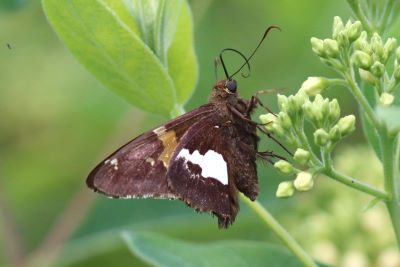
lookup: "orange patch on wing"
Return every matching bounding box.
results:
[157,129,178,167]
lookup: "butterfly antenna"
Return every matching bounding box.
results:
[219,48,250,80]
[230,26,281,79]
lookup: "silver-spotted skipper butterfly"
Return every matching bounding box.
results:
[87,26,285,228]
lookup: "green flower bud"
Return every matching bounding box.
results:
[314,128,330,147]
[303,100,323,126]
[332,16,344,40]
[336,31,349,48]
[323,39,340,58]
[294,91,308,108]
[354,32,372,54]
[359,69,376,85]
[394,66,400,81]
[311,37,325,57]
[337,115,356,136]
[259,113,276,131]
[370,61,385,78]
[286,95,301,117]
[272,123,285,137]
[379,93,394,106]
[352,51,372,69]
[329,125,342,142]
[294,172,314,191]
[321,98,330,119]
[371,33,384,60]
[278,112,292,130]
[293,148,310,165]
[300,77,329,96]
[274,160,294,175]
[346,21,362,42]
[277,94,288,112]
[328,98,341,124]
[384,38,397,55]
[276,181,295,198]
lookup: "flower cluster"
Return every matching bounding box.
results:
[260,92,356,198]
[311,16,400,106]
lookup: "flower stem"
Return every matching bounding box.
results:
[344,73,381,129]
[380,130,400,246]
[323,168,390,200]
[240,194,318,267]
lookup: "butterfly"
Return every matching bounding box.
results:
[86,27,284,228]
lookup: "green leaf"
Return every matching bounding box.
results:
[122,232,305,267]
[42,0,197,116]
[376,105,400,134]
[360,83,382,160]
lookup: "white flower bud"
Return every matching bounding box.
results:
[314,128,330,147]
[379,93,394,106]
[272,123,285,137]
[359,69,376,85]
[276,181,295,198]
[354,31,369,52]
[278,112,292,130]
[293,148,310,165]
[370,61,385,77]
[311,37,325,57]
[352,51,372,69]
[371,33,384,60]
[384,38,397,55]
[337,115,356,136]
[347,21,362,42]
[274,160,294,175]
[259,113,276,131]
[323,39,340,58]
[332,16,344,39]
[336,31,349,48]
[328,99,341,124]
[277,94,288,112]
[300,77,329,96]
[294,172,314,191]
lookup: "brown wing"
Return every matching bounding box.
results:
[86,104,215,199]
[166,116,240,228]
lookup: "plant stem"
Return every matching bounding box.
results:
[380,129,400,246]
[240,195,318,267]
[344,73,381,129]
[323,168,390,200]
[378,0,395,34]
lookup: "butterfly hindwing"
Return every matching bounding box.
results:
[167,116,239,227]
[86,104,215,199]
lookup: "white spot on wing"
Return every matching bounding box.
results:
[146,157,155,166]
[153,126,166,136]
[109,158,119,170]
[177,149,228,185]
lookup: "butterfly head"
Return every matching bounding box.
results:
[214,79,238,96]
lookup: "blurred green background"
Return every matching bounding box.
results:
[0,1,398,267]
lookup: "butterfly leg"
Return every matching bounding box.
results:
[246,93,277,116]
[229,106,268,126]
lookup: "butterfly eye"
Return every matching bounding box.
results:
[226,80,237,93]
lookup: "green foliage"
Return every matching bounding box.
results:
[42,0,197,117]
[122,232,305,267]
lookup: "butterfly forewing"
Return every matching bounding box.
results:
[87,104,215,199]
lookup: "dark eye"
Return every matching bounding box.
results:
[226,80,237,92]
